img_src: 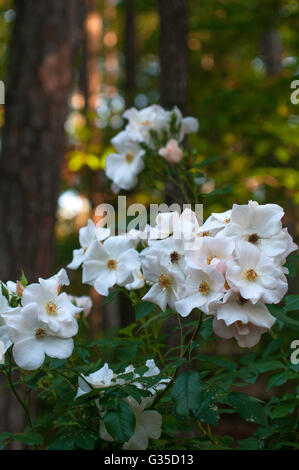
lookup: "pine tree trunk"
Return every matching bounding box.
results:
[158,0,188,112]
[0,0,80,283]
[0,0,80,445]
[262,29,283,76]
[124,0,137,107]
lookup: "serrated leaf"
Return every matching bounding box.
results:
[227,392,267,426]
[171,371,203,417]
[194,396,219,426]
[104,399,136,442]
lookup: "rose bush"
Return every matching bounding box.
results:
[0,105,298,450]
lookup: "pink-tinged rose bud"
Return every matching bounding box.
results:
[57,284,61,294]
[159,139,183,163]
[16,280,24,296]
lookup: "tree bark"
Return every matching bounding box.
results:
[0,0,81,445]
[124,0,137,107]
[0,0,80,283]
[158,0,188,112]
[262,29,283,76]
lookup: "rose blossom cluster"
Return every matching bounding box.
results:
[76,359,169,450]
[104,105,199,192]
[0,269,89,370]
[70,201,297,348]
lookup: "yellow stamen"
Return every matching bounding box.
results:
[199,281,210,295]
[158,274,171,290]
[125,153,134,163]
[35,328,47,339]
[46,301,58,315]
[245,268,258,281]
[207,255,216,265]
[107,259,117,270]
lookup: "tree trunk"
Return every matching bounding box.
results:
[262,29,283,76]
[0,0,80,283]
[0,0,80,445]
[124,0,137,107]
[158,0,188,112]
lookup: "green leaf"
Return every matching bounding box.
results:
[237,437,262,450]
[122,384,152,404]
[0,432,13,442]
[13,432,43,446]
[1,283,9,301]
[271,401,295,419]
[48,438,75,450]
[24,370,46,390]
[135,301,155,320]
[104,399,136,442]
[198,155,223,167]
[171,371,203,417]
[227,392,267,426]
[162,415,180,437]
[267,371,297,391]
[268,305,299,331]
[75,430,96,450]
[200,317,213,340]
[195,354,237,371]
[262,338,283,358]
[194,396,219,426]
[284,295,299,312]
[19,270,28,287]
[48,358,67,370]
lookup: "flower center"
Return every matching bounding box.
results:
[158,274,172,290]
[224,279,230,290]
[198,281,210,295]
[46,301,58,315]
[125,153,134,163]
[35,327,47,339]
[207,255,216,265]
[107,259,117,270]
[170,251,180,263]
[248,233,259,244]
[245,268,258,281]
[224,218,230,224]
[141,120,150,126]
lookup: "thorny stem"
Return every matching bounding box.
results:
[152,311,203,407]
